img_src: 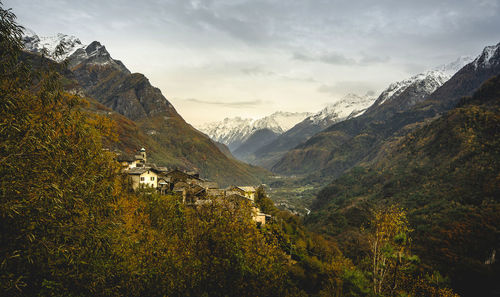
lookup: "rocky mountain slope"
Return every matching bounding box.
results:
[306,75,500,297]
[198,111,311,151]
[252,93,376,168]
[271,52,485,176]
[22,30,269,186]
[232,128,281,160]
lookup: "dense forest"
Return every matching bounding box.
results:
[0,4,495,296]
[306,76,500,296]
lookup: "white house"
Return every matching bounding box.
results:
[128,167,160,190]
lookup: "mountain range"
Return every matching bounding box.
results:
[271,54,479,176]
[16,22,500,297]
[200,56,474,170]
[198,111,312,151]
[21,30,269,187]
[306,74,500,297]
[252,93,376,168]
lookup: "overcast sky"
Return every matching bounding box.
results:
[5,0,500,126]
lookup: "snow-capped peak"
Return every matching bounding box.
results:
[306,93,376,125]
[198,111,312,150]
[374,55,474,107]
[262,111,314,132]
[433,55,474,76]
[473,42,500,69]
[22,29,130,73]
[22,28,86,62]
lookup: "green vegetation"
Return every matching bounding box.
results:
[0,6,384,296]
[306,76,500,296]
[2,4,492,296]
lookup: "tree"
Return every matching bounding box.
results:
[367,205,414,295]
[0,3,124,295]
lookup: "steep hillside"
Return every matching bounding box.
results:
[272,46,496,178]
[305,75,500,297]
[253,93,375,168]
[22,30,269,186]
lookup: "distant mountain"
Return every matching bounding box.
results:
[272,44,497,179]
[233,128,281,160]
[22,30,269,186]
[198,111,312,151]
[252,93,376,168]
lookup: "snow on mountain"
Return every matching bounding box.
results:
[263,111,314,132]
[198,111,311,151]
[473,42,500,69]
[307,93,376,126]
[22,29,129,73]
[434,55,475,76]
[22,28,86,62]
[373,56,474,107]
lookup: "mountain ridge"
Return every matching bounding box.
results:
[198,111,312,151]
[22,29,270,186]
[306,75,500,297]
[251,93,376,168]
[271,52,482,176]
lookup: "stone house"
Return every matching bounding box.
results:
[128,167,161,190]
[226,186,257,201]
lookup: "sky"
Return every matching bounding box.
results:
[5,0,500,127]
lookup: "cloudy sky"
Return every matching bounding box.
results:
[5,0,500,126]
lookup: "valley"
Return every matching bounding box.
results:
[2,1,500,296]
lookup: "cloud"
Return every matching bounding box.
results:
[317,82,378,97]
[293,52,356,65]
[293,51,391,66]
[241,66,275,76]
[183,98,264,108]
[7,0,500,126]
[359,54,391,65]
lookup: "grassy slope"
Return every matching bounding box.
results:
[305,76,500,297]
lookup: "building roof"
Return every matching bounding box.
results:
[128,168,148,175]
[238,186,256,192]
[173,181,190,192]
[155,166,169,172]
[228,186,256,192]
[128,167,161,175]
[226,193,252,202]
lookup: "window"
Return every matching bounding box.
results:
[140,177,145,181]
[151,177,155,181]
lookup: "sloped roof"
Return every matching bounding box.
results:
[173,181,190,192]
[226,193,252,202]
[128,167,161,175]
[228,186,256,192]
[128,168,148,175]
[238,186,256,192]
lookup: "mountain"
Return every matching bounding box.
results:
[22,29,86,62]
[232,128,281,160]
[198,111,311,151]
[306,75,500,297]
[252,93,376,168]
[22,30,269,186]
[271,53,481,176]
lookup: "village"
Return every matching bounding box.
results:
[117,148,272,225]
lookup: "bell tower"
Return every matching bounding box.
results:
[140,147,146,163]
